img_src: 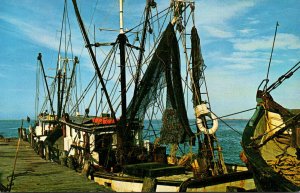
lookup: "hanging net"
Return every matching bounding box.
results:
[127,23,194,143]
[191,26,205,107]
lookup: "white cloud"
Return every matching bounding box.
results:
[195,1,255,39]
[197,1,255,26]
[225,63,254,70]
[276,33,300,49]
[232,33,300,51]
[205,50,269,72]
[247,17,260,25]
[238,28,256,35]
[0,15,59,51]
[0,12,96,72]
[204,26,233,38]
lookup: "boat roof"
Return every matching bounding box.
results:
[60,115,142,134]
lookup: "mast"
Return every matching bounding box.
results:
[62,56,79,114]
[264,21,279,91]
[37,53,55,115]
[72,0,117,122]
[119,0,127,124]
[117,0,128,165]
[58,61,66,119]
[57,69,61,117]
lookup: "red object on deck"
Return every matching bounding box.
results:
[92,117,118,125]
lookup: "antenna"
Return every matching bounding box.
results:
[264,21,279,91]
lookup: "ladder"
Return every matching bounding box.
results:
[177,1,228,175]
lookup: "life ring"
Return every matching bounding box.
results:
[194,104,218,135]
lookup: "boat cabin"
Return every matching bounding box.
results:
[60,113,144,168]
[34,113,57,142]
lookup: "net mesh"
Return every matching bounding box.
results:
[127,23,194,143]
[191,26,205,107]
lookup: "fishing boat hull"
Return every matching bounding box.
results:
[93,169,255,192]
[57,116,256,192]
[242,94,300,191]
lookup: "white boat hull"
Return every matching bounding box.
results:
[93,172,255,192]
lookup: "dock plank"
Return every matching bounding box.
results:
[0,139,112,192]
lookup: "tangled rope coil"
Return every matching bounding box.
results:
[267,154,300,186]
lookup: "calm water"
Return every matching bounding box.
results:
[0,119,248,164]
[0,120,32,138]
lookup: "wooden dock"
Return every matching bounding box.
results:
[0,138,112,192]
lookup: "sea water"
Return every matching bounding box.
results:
[0,120,32,138]
[0,119,248,165]
[143,119,248,165]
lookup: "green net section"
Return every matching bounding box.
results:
[160,108,185,144]
[127,23,194,143]
[191,26,205,107]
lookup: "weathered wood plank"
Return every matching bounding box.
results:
[0,139,112,192]
[123,162,185,177]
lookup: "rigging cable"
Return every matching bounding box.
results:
[264,21,279,91]
[266,60,300,93]
[212,112,243,136]
[125,6,170,35]
[217,107,257,120]
[69,74,97,114]
[78,0,99,60]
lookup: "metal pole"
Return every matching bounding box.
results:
[119,0,124,34]
[264,21,279,91]
[72,0,117,122]
[118,0,127,165]
[37,53,55,115]
[119,34,127,123]
[57,69,61,117]
[62,57,79,114]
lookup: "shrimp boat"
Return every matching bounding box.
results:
[31,54,78,161]
[56,0,256,192]
[30,1,79,161]
[241,23,300,192]
[31,0,255,192]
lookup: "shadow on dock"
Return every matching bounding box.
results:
[0,138,113,192]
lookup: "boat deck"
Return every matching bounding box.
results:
[0,138,112,192]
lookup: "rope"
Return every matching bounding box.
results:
[7,138,21,191]
[208,108,257,136]
[215,115,243,136]
[267,154,300,186]
[69,74,97,114]
[216,107,256,120]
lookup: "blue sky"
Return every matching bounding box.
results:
[0,0,299,120]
